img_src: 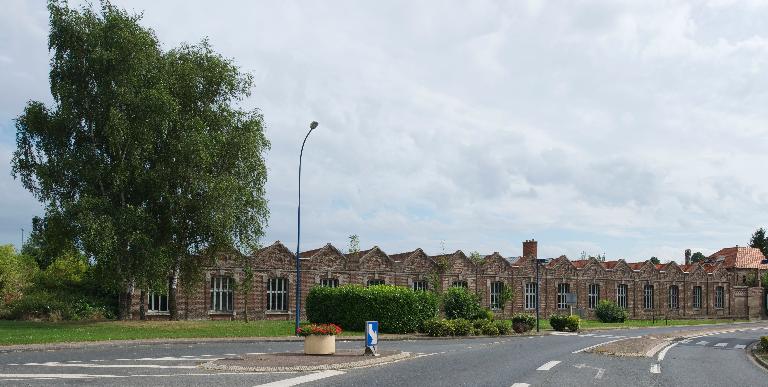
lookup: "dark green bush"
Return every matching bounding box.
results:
[4,290,113,321]
[474,308,495,321]
[451,318,473,336]
[421,319,455,337]
[472,319,488,330]
[306,284,439,334]
[549,314,579,332]
[760,336,768,352]
[480,321,500,336]
[511,313,536,333]
[494,320,512,335]
[443,287,482,320]
[594,300,628,323]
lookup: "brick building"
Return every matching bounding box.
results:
[132,240,768,321]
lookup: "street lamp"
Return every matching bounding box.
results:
[295,120,319,335]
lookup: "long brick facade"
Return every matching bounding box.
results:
[131,240,768,321]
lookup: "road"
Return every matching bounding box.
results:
[0,322,765,386]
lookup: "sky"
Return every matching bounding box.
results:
[1,0,767,263]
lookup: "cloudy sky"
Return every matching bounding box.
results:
[1,0,767,262]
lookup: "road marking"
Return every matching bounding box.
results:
[650,364,660,374]
[580,333,594,337]
[224,354,238,356]
[611,335,626,338]
[573,337,628,354]
[551,332,577,336]
[594,334,611,338]
[23,362,196,369]
[696,341,708,345]
[714,343,728,347]
[574,364,605,379]
[734,344,746,349]
[246,353,265,355]
[679,339,691,344]
[253,370,345,387]
[510,383,530,387]
[657,342,678,361]
[536,361,561,371]
[0,374,121,380]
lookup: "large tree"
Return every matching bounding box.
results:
[12,1,269,319]
[750,228,768,257]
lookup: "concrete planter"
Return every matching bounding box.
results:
[304,335,336,355]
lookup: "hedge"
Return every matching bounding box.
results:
[305,284,439,334]
[549,314,580,332]
[594,300,628,323]
[443,287,483,320]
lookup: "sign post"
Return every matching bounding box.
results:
[365,321,379,356]
[566,293,577,316]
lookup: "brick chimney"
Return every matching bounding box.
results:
[523,239,538,259]
[685,249,691,265]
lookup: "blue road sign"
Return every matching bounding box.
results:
[366,321,378,347]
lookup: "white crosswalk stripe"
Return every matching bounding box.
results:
[714,343,728,347]
[696,341,708,345]
[734,344,746,349]
[537,361,561,371]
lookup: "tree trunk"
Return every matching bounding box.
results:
[119,281,134,320]
[139,290,146,320]
[169,258,180,321]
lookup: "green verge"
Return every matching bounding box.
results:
[0,320,362,346]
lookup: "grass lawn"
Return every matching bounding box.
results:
[0,320,362,346]
[0,317,748,346]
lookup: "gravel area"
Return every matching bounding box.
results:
[199,349,412,372]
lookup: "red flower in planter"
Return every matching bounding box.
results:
[296,323,343,337]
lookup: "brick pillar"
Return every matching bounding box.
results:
[523,239,538,259]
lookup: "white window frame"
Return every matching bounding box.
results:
[588,284,600,309]
[715,286,725,309]
[147,292,168,313]
[490,281,504,310]
[452,280,468,289]
[367,279,385,286]
[267,277,288,311]
[668,285,679,309]
[644,284,654,309]
[210,276,234,312]
[320,278,338,288]
[616,284,628,309]
[412,280,428,292]
[692,286,702,309]
[557,283,570,309]
[524,282,537,310]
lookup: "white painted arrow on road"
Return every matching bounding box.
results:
[574,363,605,379]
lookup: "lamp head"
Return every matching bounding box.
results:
[310,121,319,130]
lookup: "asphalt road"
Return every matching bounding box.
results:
[0,322,766,386]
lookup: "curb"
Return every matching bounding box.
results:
[747,342,768,373]
[199,351,414,372]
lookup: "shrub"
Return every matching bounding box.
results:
[594,300,628,323]
[443,287,483,320]
[422,318,455,337]
[761,336,768,352]
[306,285,439,334]
[480,321,500,336]
[451,318,473,336]
[5,290,113,321]
[511,313,536,333]
[494,320,512,335]
[549,314,579,332]
[566,315,580,331]
[472,319,488,330]
[474,308,495,321]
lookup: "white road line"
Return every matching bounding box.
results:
[510,383,530,387]
[23,362,196,369]
[594,334,611,338]
[611,335,626,338]
[573,337,628,354]
[580,333,594,337]
[680,339,691,344]
[696,341,708,345]
[650,364,660,374]
[734,344,746,349]
[657,342,678,361]
[714,343,728,347]
[253,370,345,387]
[246,353,265,355]
[536,361,561,371]
[551,332,577,336]
[0,374,121,380]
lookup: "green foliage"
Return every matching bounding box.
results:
[494,320,512,335]
[4,290,114,321]
[497,284,514,316]
[761,336,768,352]
[690,251,706,263]
[36,252,88,290]
[649,257,661,265]
[306,285,439,334]
[750,228,768,258]
[511,313,536,333]
[443,287,482,320]
[12,1,270,318]
[480,321,500,336]
[594,300,628,323]
[451,318,473,336]
[761,272,768,289]
[744,273,758,287]
[549,314,580,332]
[421,319,455,337]
[0,245,38,307]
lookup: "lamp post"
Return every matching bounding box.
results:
[295,121,319,335]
